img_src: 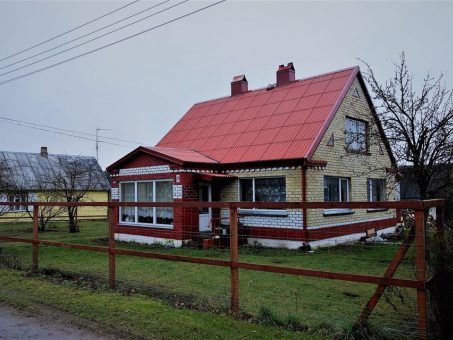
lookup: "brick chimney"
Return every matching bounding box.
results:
[40,146,48,157]
[231,75,248,96]
[276,62,295,87]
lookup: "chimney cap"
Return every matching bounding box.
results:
[277,62,295,72]
[232,74,247,83]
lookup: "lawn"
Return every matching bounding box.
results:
[0,220,419,338]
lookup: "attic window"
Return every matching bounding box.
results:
[327,133,335,147]
[352,88,360,97]
[345,117,368,153]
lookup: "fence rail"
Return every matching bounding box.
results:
[0,199,446,339]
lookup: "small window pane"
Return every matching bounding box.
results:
[239,179,253,201]
[156,181,173,225]
[120,183,135,223]
[137,182,153,224]
[368,179,385,202]
[324,177,339,201]
[340,179,348,202]
[345,118,367,152]
[255,178,286,202]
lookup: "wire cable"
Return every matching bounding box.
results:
[0,119,134,149]
[0,0,141,63]
[0,0,226,86]
[0,0,171,72]
[0,0,189,78]
[0,116,147,145]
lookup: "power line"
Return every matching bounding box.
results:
[0,0,141,63]
[0,118,132,148]
[0,0,226,86]
[0,0,188,78]
[0,116,147,145]
[0,0,171,72]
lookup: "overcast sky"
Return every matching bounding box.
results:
[0,0,452,169]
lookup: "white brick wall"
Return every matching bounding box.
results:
[220,208,303,229]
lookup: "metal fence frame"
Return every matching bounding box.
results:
[0,199,445,339]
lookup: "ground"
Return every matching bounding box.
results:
[0,303,114,340]
[0,220,419,339]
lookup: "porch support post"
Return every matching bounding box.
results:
[32,204,39,273]
[415,208,427,340]
[301,161,308,243]
[229,206,239,313]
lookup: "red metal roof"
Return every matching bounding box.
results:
[157,66,359,164]
[144,147,218,164]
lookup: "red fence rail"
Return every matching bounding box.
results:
[0,199,446,339]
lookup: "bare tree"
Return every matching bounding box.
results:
[50,157,98,233]
[0,159,13,216]
[361,53,453,199]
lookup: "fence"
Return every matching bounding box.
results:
[0,199,445,339]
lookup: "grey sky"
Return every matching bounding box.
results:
[0,0,451,169]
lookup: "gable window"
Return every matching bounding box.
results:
[367,179,386,202]
[120,180,173,227]
[239,177,286,202]
[345,117,367,153]
[8,194,29,212]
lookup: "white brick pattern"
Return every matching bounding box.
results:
[173,185,183,199]
[111,187,119,200]
[220,208,303,229]
[118,165,171,176]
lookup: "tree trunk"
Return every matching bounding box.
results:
[68,208,77,233]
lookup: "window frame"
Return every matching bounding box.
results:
[366,178,388,212]
[323,176,353,216]
[237,176,288,216]
[119,179,173,228]
[7,194,29,212]
[345,116,369,154]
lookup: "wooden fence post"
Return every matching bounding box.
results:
[414,209,427,340]
[32,204,39,273]
[230,206,239,313]
[108,204,116,290]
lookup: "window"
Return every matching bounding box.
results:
[345,117,367,153]
[8,194,29,212]
[367,179,386,202]
[239,177,286,202]
[324,177,349,202]
[120,180,173,226]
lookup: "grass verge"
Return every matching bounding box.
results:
[0,268,324,340]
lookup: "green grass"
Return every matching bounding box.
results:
[0,220,419,338]
[0,269,323,339]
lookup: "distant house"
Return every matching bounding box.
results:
[107,63,398,248]
[0,147,110,221]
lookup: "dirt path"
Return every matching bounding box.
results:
[0,304,115,340]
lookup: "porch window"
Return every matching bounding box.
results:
[239,177,286,202]
[345,117,367,153]
[120,180,173,227]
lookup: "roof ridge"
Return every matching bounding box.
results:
[0,150,96,159]
[193,65,359,106]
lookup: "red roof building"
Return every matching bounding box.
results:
[107,63,398,248]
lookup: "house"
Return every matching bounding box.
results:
[107,63,399,248]
[0,147,110,221]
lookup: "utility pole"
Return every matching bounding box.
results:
[96,128,111,161]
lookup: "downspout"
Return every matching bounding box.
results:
[302,160,308,244]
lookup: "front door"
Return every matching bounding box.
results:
[199,182,211,232]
